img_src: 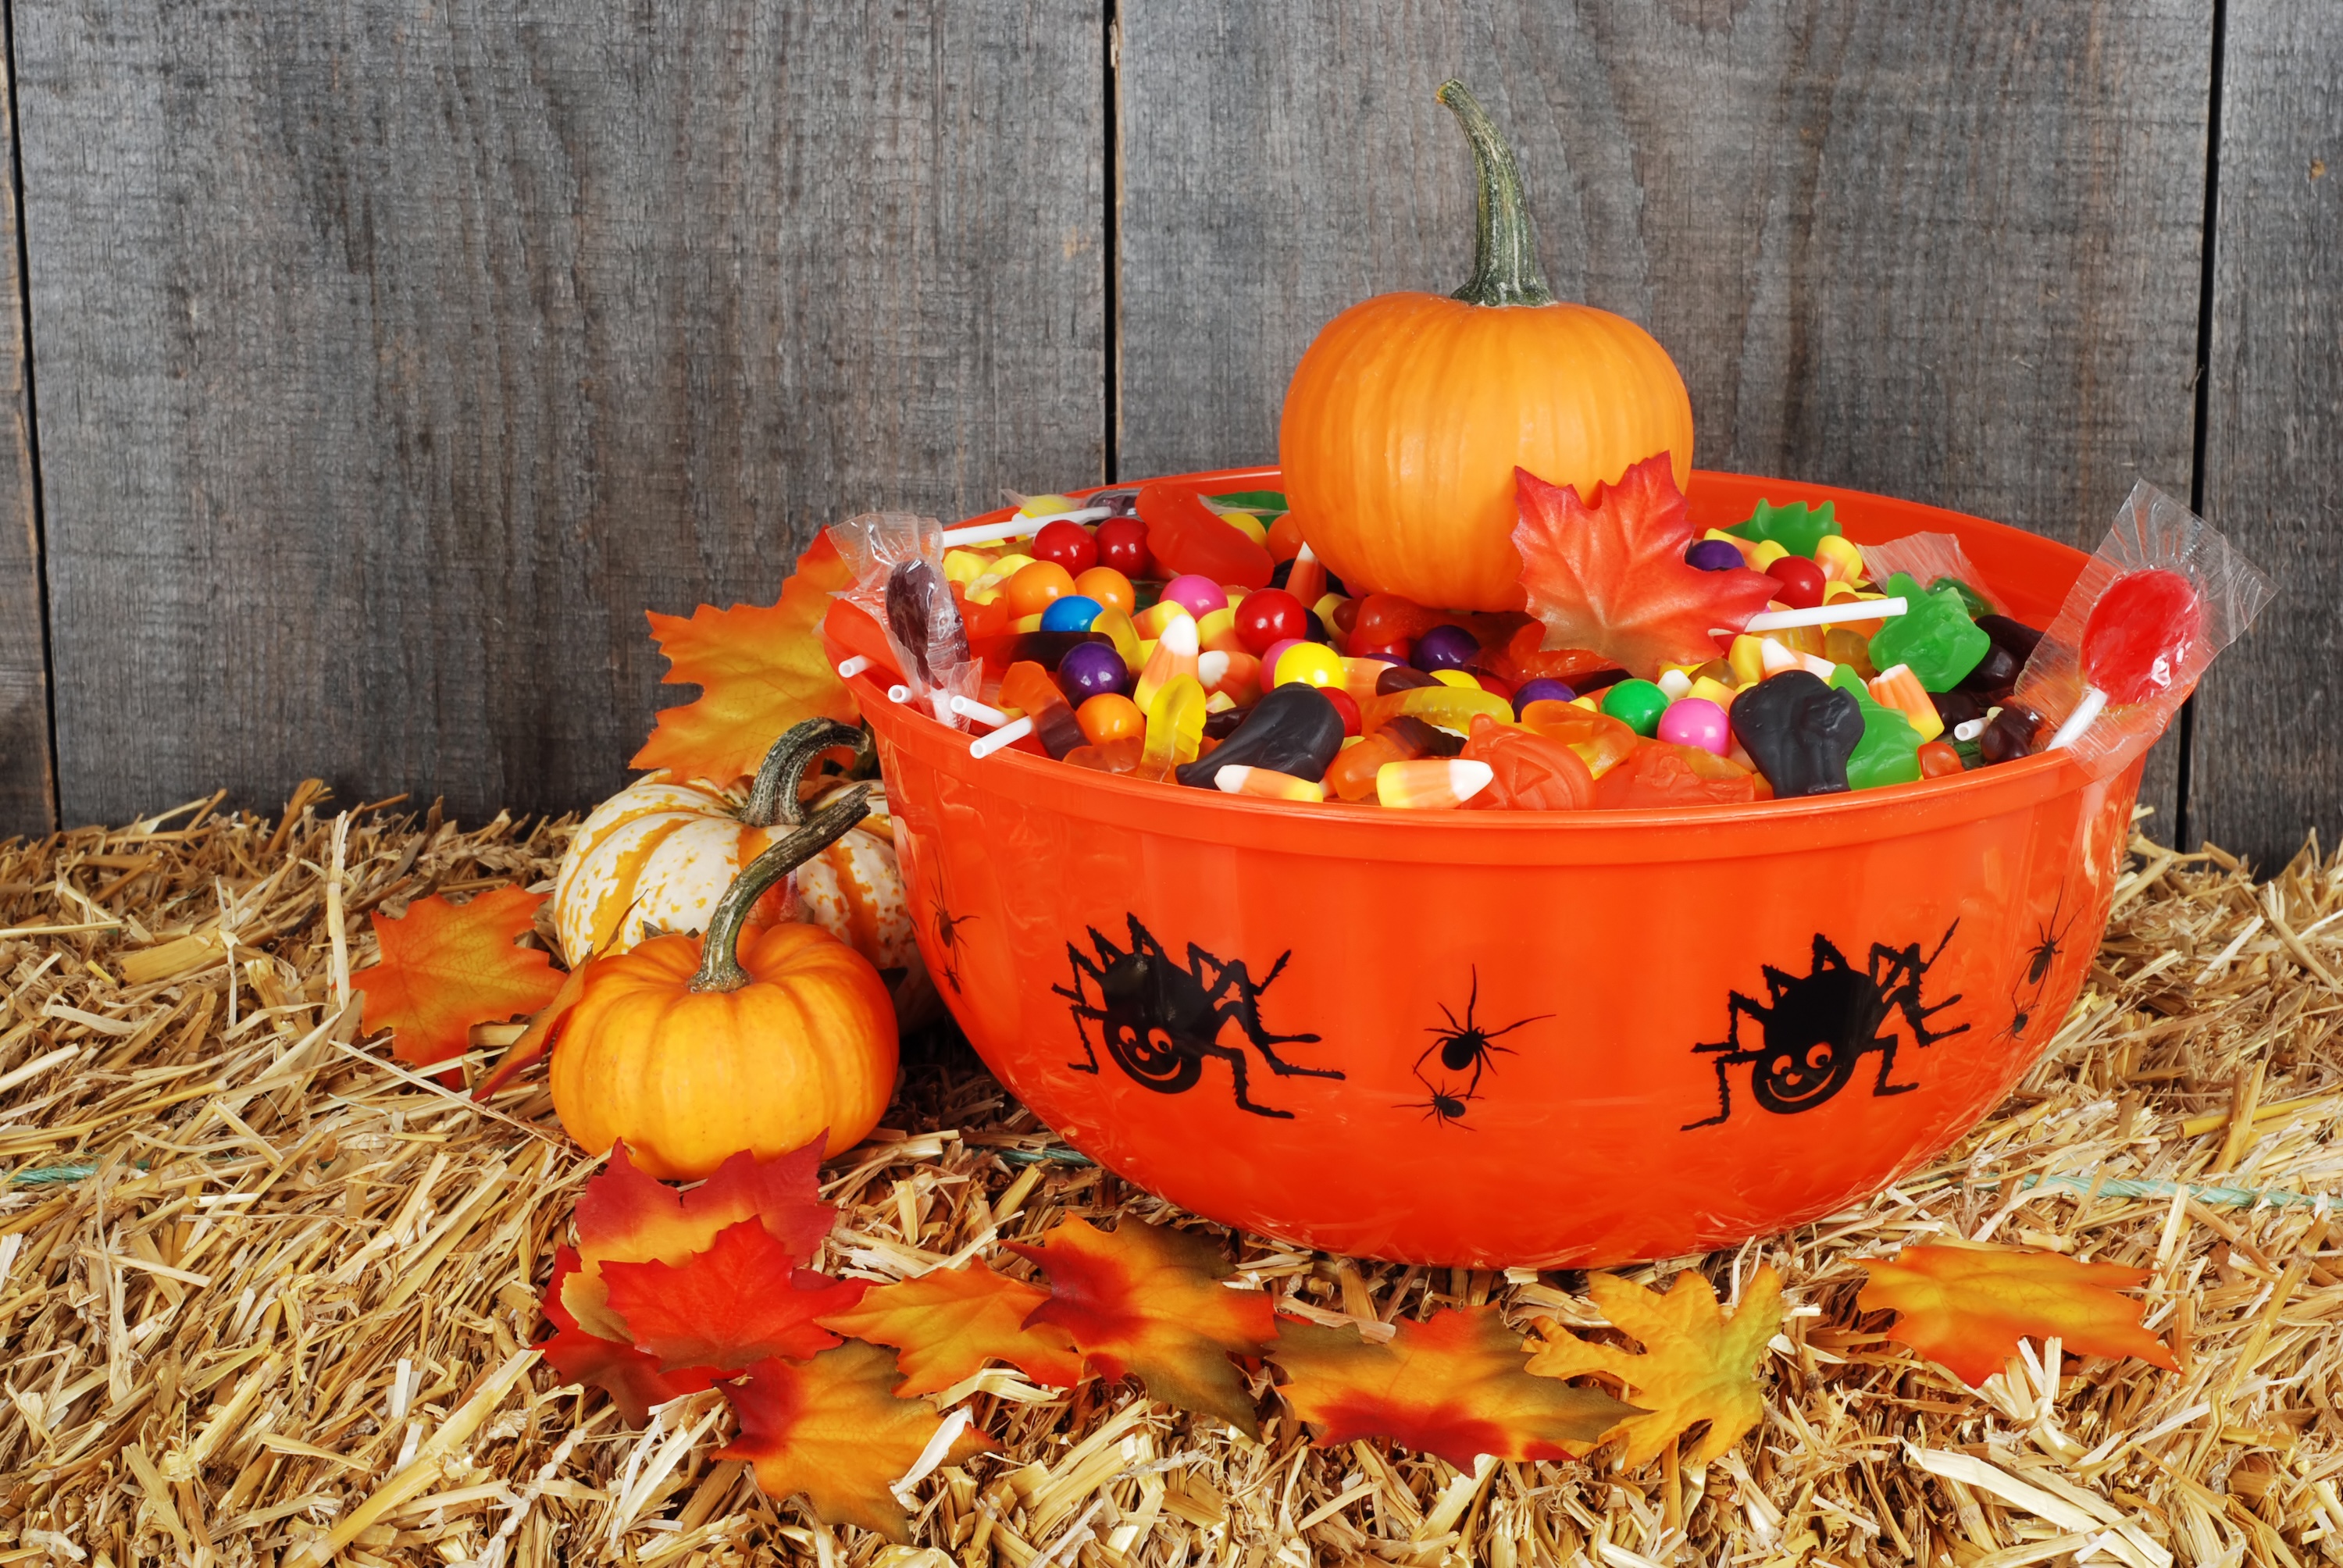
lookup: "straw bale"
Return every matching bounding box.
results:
[0,789,2336,1566]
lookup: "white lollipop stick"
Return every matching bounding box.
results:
[2044,686,2108,751]
[968,717,1034,758]
[948,694,1011,727]
[835,654,873,679]
[940,508,1112,550]
[1735,597,1907,633]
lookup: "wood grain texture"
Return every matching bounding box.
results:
[0,8,55,838]
[1115,0,2213,834]
[16,0,1102,829]
[2189,1,2341,871]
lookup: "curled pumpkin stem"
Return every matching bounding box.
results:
[692,785,872,993]
[1436,80,1556,309]
[742,717,869,828]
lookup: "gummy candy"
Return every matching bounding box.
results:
[1460,715,1594,811]
[1138,483,1275,589]
[1140,674,1209,775]
[1865,573,1990,692]
[1829,667,1922,791]
[1175,682,1346,789]
[1592,739,1761,808]
[1730,671,1863,797]
[1727,498,1841,558]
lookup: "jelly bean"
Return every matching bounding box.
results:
[1975,614,2045,665]
[1197,648,1263,706]
[1073,566,1136,615]
[1766,557,1827,610]
[1266,513,1307,562]
[1980,703,2042,765]
[1321,686,1362,736]
[1213,764,1325,802]
[1273,642,1346,690]
[1195,606,1248,655]
[1349,593,1448,653]
[1005,561,1079,618]
[1599,679,1671,737]
[1813,533,1867,583]
[1685,675,1738,711]
[1510,677,1575,715]
[1953,640,2020,696]
[1377,757,1493,810]
[996,660,1060,717]
[1076,692,1144,746]
[1917,740,1965,779]
[1039,594,1104,633]
[1032,519,1098,576]
[1134,614,1200,711]
[1175,682,1346,788]
[1685,539,1745,572]
[1867,573,1990,691]
[1138,483,1275,589]
[1729,671,1863,796]
[1058,639,1132,702]
[1518,700,1639,779]
[1657,697,1731,756]
[1829,666,1922,790]
[1414,624,1480,673]
[1866,665,1945,742]
[942,547,994,585]
[1325,596,1360,637]
[1235,588,1310,655]
[1592,739,1761,808]
[1377,665,1440,696]
[1460,714,1594,811]
[1093,516,1152,578]
[1139,673,1209,775]
[885,558,968,688]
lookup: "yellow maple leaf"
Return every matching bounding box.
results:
[1526,1264,1785,1468]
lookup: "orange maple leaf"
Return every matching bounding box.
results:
[538,1245,722,1422]
[1271,1306,1637,1467]
[720,1342,992,1541]
[352,887,565,1070]
[1527,1265,1785,1468]
[1513,456,1778,678]
[1856,1245,2179,1387]
[1008,1217,1276,1436]
[815,1262,1084,1397]
[601,1220,867,1371]
[559,1139,836,1352]
[632,531,859,787]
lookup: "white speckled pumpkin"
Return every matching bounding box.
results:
[552,721,923,995]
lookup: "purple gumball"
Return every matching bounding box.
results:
[1685,540,1746,572]
[1510,677,1577,716]
[1057,640,1130,702]
[1412,624,1480,673]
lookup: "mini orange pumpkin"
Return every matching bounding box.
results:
[1279,81,1693,612]
[541,788,899,1179]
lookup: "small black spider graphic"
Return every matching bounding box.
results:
[1410,968,1551,1128]
[1406,1087,1476,1129]
[1995,883,2081,1046]
[929,894,976,994]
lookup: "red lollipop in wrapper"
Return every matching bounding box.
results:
[2013,483,2273,777]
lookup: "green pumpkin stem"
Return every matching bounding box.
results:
[1437,80,1556,308]
[691,785,871,993]
[741,717,869,828]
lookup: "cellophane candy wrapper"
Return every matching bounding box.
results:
[882,556,979,729]
[1857,533,2006,615]
[2010,480,2275,780]
[831,511,943,614]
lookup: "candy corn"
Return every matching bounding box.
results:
[1376,758,1494,810]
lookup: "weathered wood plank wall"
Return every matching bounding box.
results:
[0,8,51,832]
[0,0,2334,869]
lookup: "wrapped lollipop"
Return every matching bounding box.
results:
[2010,482,2274,779]
[882,556,980,728]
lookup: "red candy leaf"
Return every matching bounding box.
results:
[352,888,565,1070]
[537,1247,721,1422]
[815,1263,1086,1397]
[1512,457,1778,679]
[601,1220,867,1371]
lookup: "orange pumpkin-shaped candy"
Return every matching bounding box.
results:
[544,787,898,1179]
[1280,81,1693,612]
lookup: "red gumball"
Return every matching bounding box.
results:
[1032,519,1097,576]
[1765,556,1827,610]
[1234,588,1310,656]
[1321,686,1362,736]
[1093,516,1151,578]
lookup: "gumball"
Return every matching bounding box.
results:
[1032,519,1098,576]
[1600,679,1671,737]
[1258,638,1303,681]
[1511,677,1575,716]
[1656,697,1731,756]
[1685,540,1746,572]
[1235,588,1309,655]
[1267,514,1307,562]
[1073,566,1136,615]
[1075,692,1144,745]
[1321,686,1362,736]
[1917,739,1966,779]
[1414,625,1480,673]
[1273,643,1346,690]
[1350,638,1412,666]
[1058,640,1131,701]
[1005,561,1078,618]
[1039,594,1104,633]
[1161,574,1229,618]
[1093,516,1151,578]
[1766,557,1828,611]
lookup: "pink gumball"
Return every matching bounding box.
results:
[1257,638,1303,682]
[1161,574,1229,618]
[1657,697,1731,756]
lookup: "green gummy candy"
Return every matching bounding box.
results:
[1869,572,1991,692]
[1830,665,1922,789]
[1726,499,1842,558]
[1929,576,1993,618]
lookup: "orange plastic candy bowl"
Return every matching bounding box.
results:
[835,470,2139,1268]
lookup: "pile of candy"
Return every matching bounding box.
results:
[840,476,2234,813]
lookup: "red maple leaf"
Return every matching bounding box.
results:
[601,1220,868,1371]
[352,888,565,1070]
[1512,456,1778,678]
[537,1246,722,1422]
